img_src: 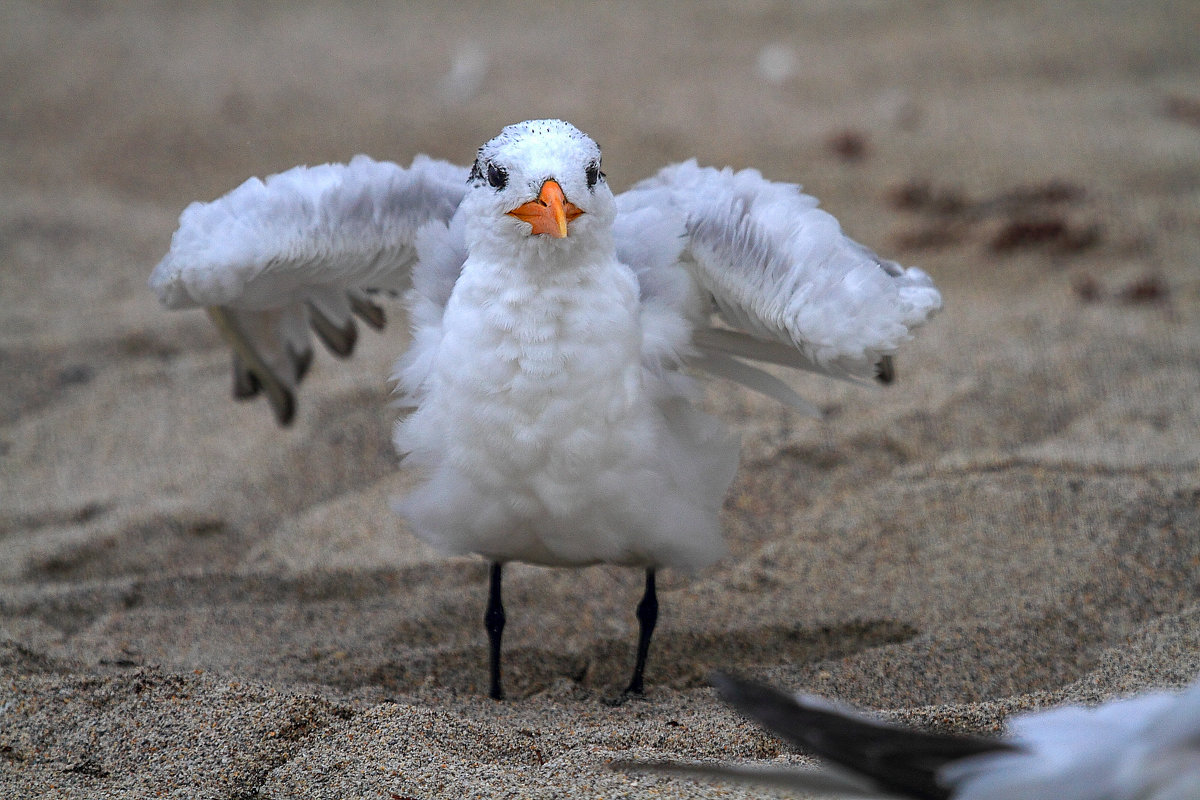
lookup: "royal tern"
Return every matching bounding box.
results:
[150,119,942,699]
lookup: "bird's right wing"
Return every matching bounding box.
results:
[150,155,469,424]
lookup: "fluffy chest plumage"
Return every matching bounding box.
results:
[392,237,736,570]
[429,254,650,484]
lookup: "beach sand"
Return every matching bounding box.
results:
[2,2,1198,797]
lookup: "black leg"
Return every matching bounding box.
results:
[625,568,658,695]
[485,562,506,700]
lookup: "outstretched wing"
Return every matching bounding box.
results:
[616,161,942,410]
[150,154,469,424]
[710,673,1014,800]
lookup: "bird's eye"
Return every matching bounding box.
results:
[585,161,604,190]
[486,162,507,190]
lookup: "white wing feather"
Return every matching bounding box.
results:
[151,154,467,309]
[150,154,468,424]
[617,161,942,394]
[944,682,1200,800]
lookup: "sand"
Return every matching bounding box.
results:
[2,1,1199,797]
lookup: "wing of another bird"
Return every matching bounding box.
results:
[616,161,942,410]
[620,673,1200,799]
[710,673,1014,800]
[150,154,469,425]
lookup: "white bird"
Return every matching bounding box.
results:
[619,672,1200,799]
[149,119,942,699]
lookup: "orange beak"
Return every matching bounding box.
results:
[506,179,584,238]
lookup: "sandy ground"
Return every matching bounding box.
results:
[2,1,1199,797]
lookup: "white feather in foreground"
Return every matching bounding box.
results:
[945,683,1200,800]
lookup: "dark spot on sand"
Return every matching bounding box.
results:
[1164,94,1200,128]
[885,180,968,214]
[58,363,94,386]
[989,216,1068,251]
[989,215,1101,254]
[1117,273,1170,304]
[887,178,1098,255]
[892,223,966,252]
[826,129,869,162]
[1071,273,1104,303]
[62,758,109,777]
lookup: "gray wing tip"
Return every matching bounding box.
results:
[266,385,297,426]
[306,301,359,358]
[875,355,896,384]
[228,354,297,427]
[350,293,387,330]
[232,353,261,399]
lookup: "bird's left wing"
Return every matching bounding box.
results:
[616,161,942,410]
[150,155,469,424]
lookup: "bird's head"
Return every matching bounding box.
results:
[462,119,615,256]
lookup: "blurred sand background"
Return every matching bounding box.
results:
[2,1,1199,797]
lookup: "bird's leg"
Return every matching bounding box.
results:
[625,568,658,696]
[485,562,506,700]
